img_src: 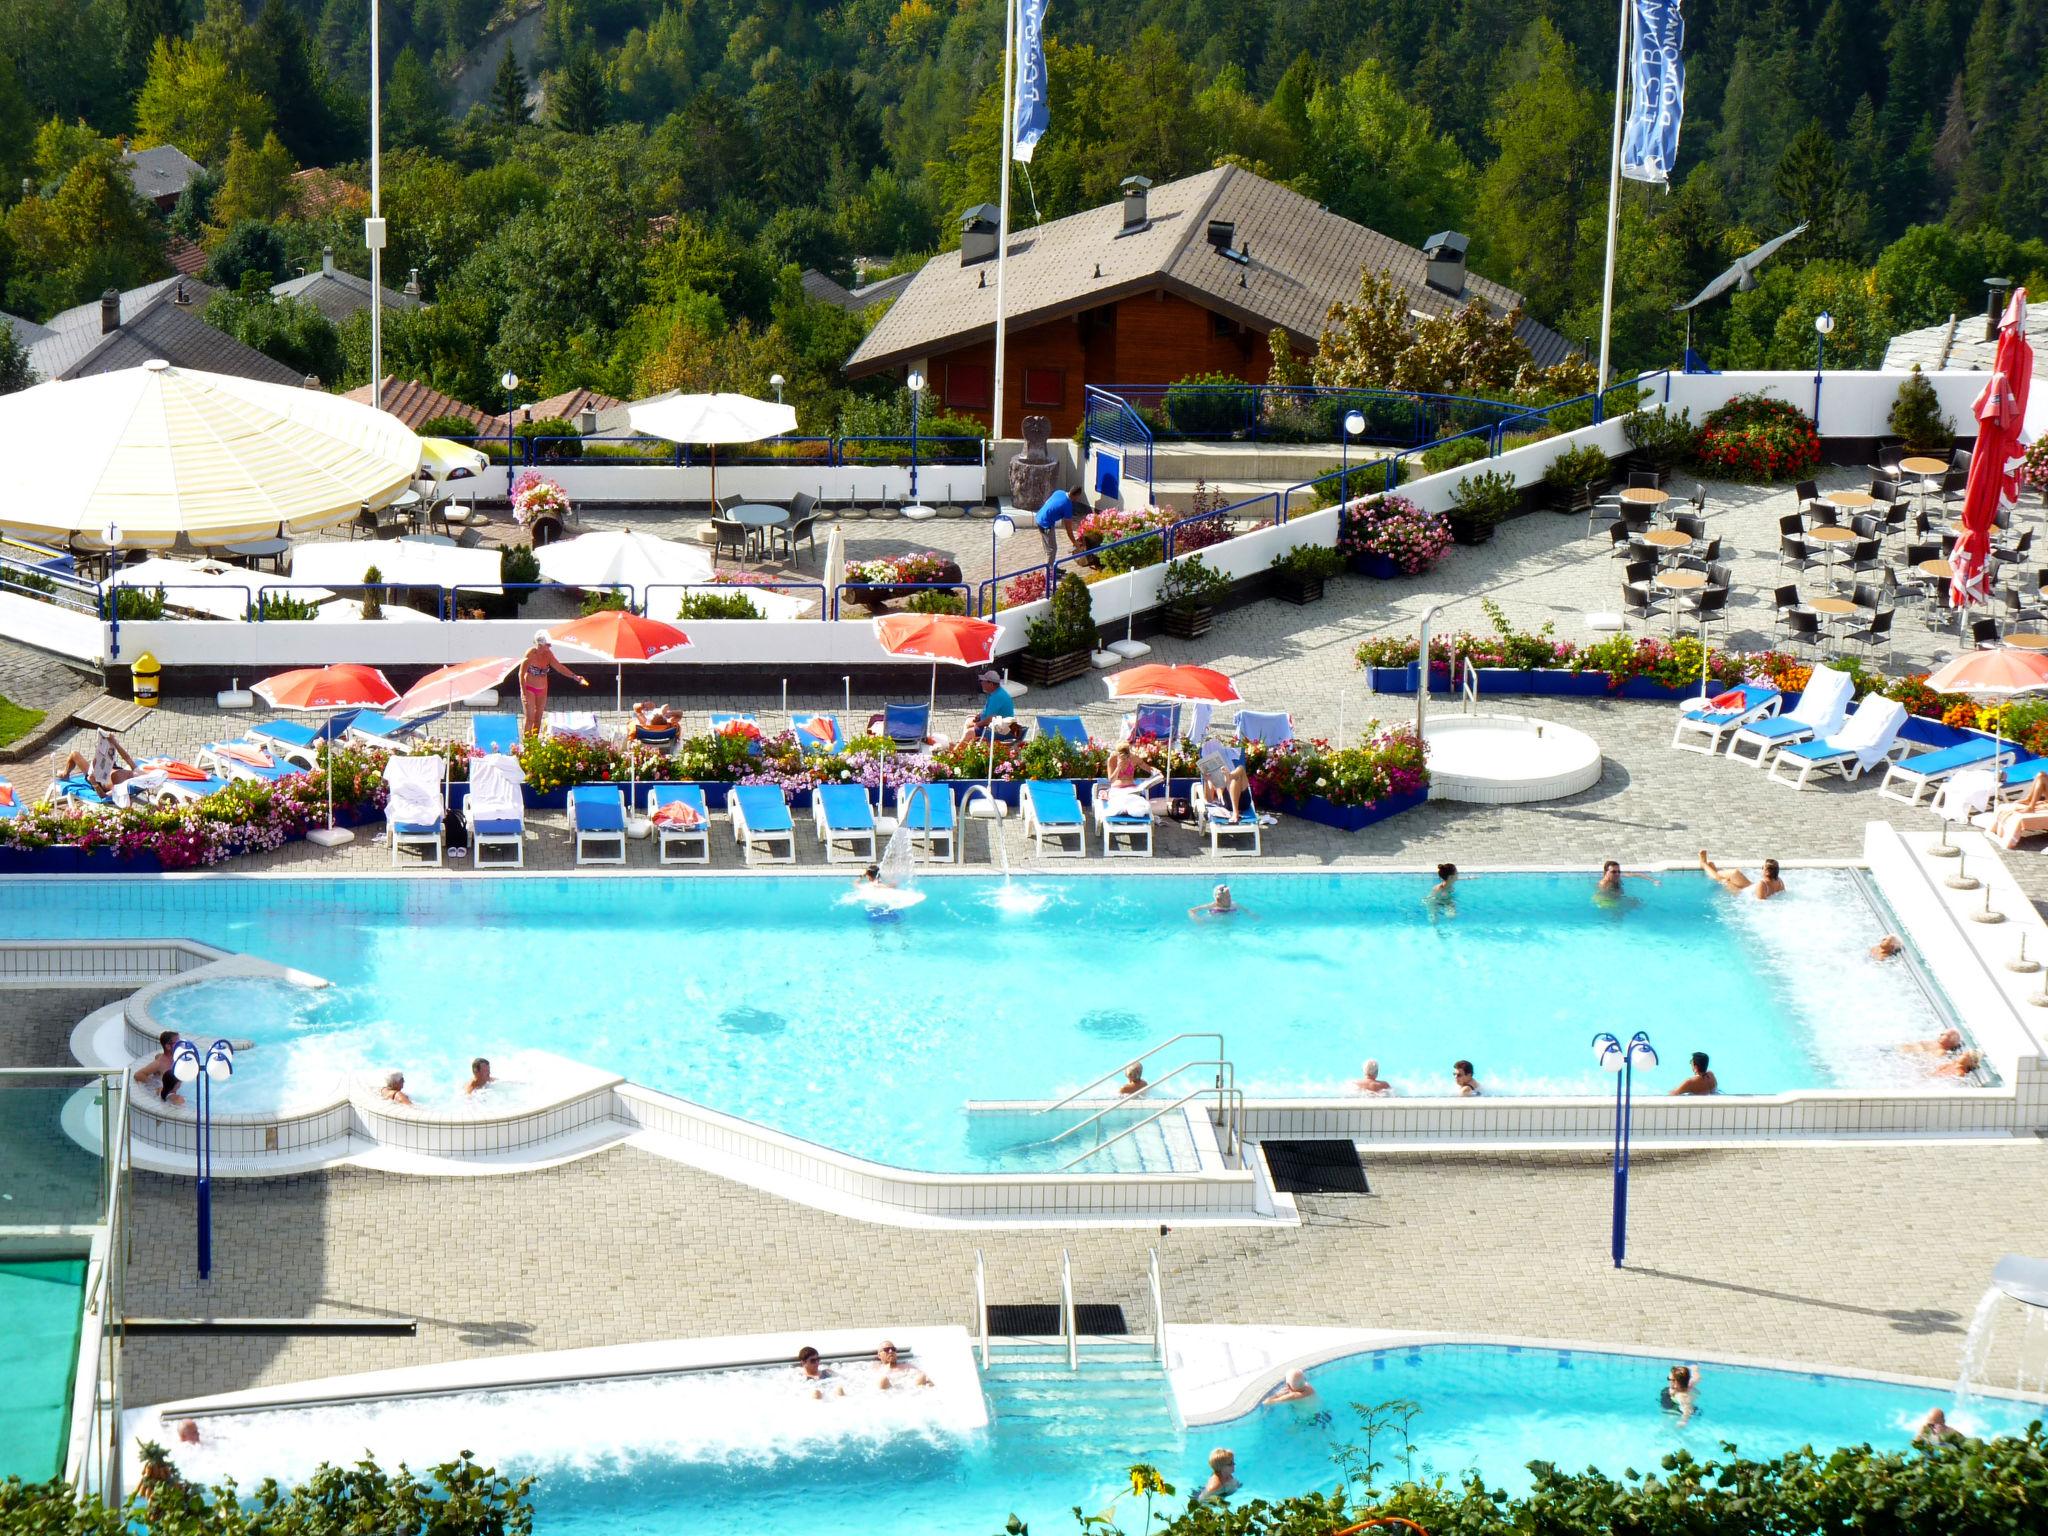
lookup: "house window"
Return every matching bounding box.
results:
[1210,312,1239,339]
[944,362,991,410]
[1023,367,1065,407]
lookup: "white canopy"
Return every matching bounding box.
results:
[534,528,714,595]
[627,392,797,445]
[0,360,420,548]
[290,536,502,594]
[106,557,288,621]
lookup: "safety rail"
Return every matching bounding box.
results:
[1082,385,1154,496]
[1094,382,1528,447]
[974,1248,988,1369]
[1415,603,1445,743]
[1061,1084,1244,1172]
[440,433,985,470]
[1040,1033,1226,1116]
[642,580,830,621]
[1042,1057,1236,1149]
[1148,1247,1167,1365]
[1461,658,1479,715]
[831,580,975,621]
[1060,1249,1076,1371]
[0,551,99,614]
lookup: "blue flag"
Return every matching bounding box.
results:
[1013,0,1051,163]
[1621,0,1685,185]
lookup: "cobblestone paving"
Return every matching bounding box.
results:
[124,1141,2048,1407]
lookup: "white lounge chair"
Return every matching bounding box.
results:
[1877,736,2014,806]
[1232,710,1296,749]
[1194,740,1261,855]
[1670,683,1781,756]
[1766,698,1911,789]
[812,783,876,863]
[382,754,446,866]
[730,784,795,864]
[1726,666,1855,768]
[1021,780,1086,857]
[462,752,525,869]
[897,783,957,862]
[569,784,627,864]
[647,784,710,865]
[1091,778,1159,857]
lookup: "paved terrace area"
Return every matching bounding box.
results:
[8,462,2048,1414]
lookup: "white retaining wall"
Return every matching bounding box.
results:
[513,461,983,507]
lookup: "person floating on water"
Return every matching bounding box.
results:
[1699,849,1783,901]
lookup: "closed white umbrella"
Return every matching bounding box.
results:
[534,527,714,606]
[717,584,814,620]
[627,392,798,507]
[821,524,845,623]
[0,360,419,548]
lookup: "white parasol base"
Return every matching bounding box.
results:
[1108,638,1150,658]
[464,690,500,707]
[966,799,1007,819]
[902,504,937,521]
[216,688,253,709]
[1002,675,1030,699]
[307,826,355,848]
[1090,649,1121,669]
[625,814,653,841]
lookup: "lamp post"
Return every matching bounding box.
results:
[1592,1030,1656,1268]
[988,511,1014,618]
[500,371,520,502]
[906,369,926,510]
[769,372,785,404]
[1341,409,1365,507]
[103,521,122,658]
[168,1037,235,1279]
[1812,311,1834,429]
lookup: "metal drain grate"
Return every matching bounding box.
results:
[1262,1139,1371,1194]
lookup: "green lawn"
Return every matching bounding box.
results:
[0,697,46,748]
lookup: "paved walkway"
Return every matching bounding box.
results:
[123,1139,2048,1407]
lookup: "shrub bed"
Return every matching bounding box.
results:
[1692,393,1821,480]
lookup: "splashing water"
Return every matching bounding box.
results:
[1954,1285,2048,1408]
[1954,1285,2005,1405]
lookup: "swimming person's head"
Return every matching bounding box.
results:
[1939,1028,1964,1052]
[1363,1059,1379,1079]
[877,1341,899,1363]
[797,1346,823,1376]
[470,1057,490,1082]
[1126,1061,1144,1081]
[1213,883,1231,908]
[158,1030,177,1052]
[1437,863,1457,882]
[1669,1365,1692,1388]
[1691,1051,1709,1074]
[385,1072,405,1091]
[863,864,879,882]
[1453,1059,1474,1080]
[1602,859,1621,875]
[1957,1050,1983,1072]
[1763,858,1781,879]
[1284,1369,1308,1390]
[1208,1447,1235,1474]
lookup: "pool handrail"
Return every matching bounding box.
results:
[1062,1083,1244,1172]
[1041,1057,1236,1149]
[1039,1032,1225,1115]
[974,1248,988,1369]
[1060,1249,1076,1370]
[1148,1246,1167,1366]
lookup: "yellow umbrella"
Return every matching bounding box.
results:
[418,436,489,481]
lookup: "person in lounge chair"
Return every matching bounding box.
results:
[378,1072,413,1106]
[631,701,681,744]
[1901,1027,1966,1057]
[1987,772,2048,847]
[464,1057,494,1096]
[964,670,1023,743]
[1452,1059,1481,1096]
[1660,1365,1701,1424]
[54,728,137,795]
[1669,1052,1717,1095]
[518,632,588,736]
[1200,742,1252,822]
[1350,1059,1392,1095]
[134,1029,184,1107]
[1104,741,1164,819]
[1699,849,1782,900]
[873,1340,931,1390]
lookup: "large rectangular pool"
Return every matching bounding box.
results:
[15,869,1964,1171]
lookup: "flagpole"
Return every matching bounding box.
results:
[992,0,1018,442]
[1596,0,1630,390]
[368,0,383,409]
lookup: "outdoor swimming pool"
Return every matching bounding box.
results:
[0,1257,86,1481]
[29,869,1962,1171]
[155,1344,2045,1536]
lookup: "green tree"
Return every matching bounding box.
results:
[1,144,159,319]
[488,47,531,128]
[203,289,342,382]
[0,321,37,392]
[202,217,288,290]
[0,0,130,130]
[246,0,349,165]
[1303,59,1473,248]
[133,34,272,164]
[647,88,757,213]
[0,57,37,196]
[549,48,609,135]
[1770,121,1867,261]
[30,117,107,189]
[1725,258,1892,370]
[204,129,295,237]
[759,207,852,286]
[385,47,450,155]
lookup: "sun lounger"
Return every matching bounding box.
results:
[711,712,764,755]
[546,711,602,742]
[382,754,447,866]
[1671,684,1781,756]
[469,714,521,755]
[1122,703,1181,743]
[119,758,226,807]
[462,752,525,869]
[198,740,303,783]
[2002,758,2048,796]
[1727,666,1855,768]
[812,782,877,863]
[569,783,627,865]
[874,703,931,750]
[346,708,445,751]
[1877,736,2014,806]
[647,783,710,865]
[0,777,18,819]
[897,783,957,862]
[1233,710,1295,749]
[1035,714,1089,746]
[730,783,795,864]
[49,774,110,808]
[245,718,332,768]
[792,714,843,754]
[1091,778,1159,857]
[1766,698,1910,789]
[1021,780,1086,858]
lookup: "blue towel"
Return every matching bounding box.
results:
[734,784,794,832]
[392,820,441,836]
[570,785,625,831]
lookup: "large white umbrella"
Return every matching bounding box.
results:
[627,392,797,507]
[107,557,283,620]
[291,537,502,596]
[0,360,419,548]
[719,584,813,620]
[534,528,714,607]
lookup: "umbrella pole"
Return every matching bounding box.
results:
[307,719,354,847]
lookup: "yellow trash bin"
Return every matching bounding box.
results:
[131,651,161,708]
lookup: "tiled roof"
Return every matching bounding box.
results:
[522,386,624,423]
[848,165,1572,374]
[122,144,204,201]
[289,167,366,221]
[1883,311,2048,381]
[802,269,915,313]
[164,234,209,279]
[269,267,424,324]
[1,311,53,350]
[30,293,308,386]
[345,376,496,432]
[44,276,213,335]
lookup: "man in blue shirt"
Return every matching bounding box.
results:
[964,669,1021,742]
[1033,487,1087,565]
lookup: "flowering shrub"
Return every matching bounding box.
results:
[1691,394,1821,481]
[1339,494,1452,574]
[510,472,572,529]
[848,551,953,585]
[2019,440,2048,493]
[1002,569,1049,605]
[1244,726,1429,809]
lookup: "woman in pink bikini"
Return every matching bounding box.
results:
[518,632,588,736]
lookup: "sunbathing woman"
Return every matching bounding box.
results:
[1987,772,2048,848]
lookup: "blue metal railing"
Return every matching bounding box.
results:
[1083,386,1154,495]
[1095,382,1532,447]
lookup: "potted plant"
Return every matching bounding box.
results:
[1622,404,1695,483]
[1543,443,1610,513]
[1889,365,1955,455]
[1158,552,1229,638]
[1338,494,1451,578]
[359,563,384,620]
[1446,470,1520,545]
[1268,543,1345,605]
[1016,572,1097,686]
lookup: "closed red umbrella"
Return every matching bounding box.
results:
[1950,288,2034,615]
[251,663,400,847]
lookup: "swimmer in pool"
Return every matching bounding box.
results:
[1660,1364,1700,1424]
[1452,1059,1481,1096]
[378,1072,413,1106]
[1871,933,1903,960]
[797,1345,845,1399]
[1189,883,1254,919]
[1118,1062,1149,1096]
[1595,859,1659,905]
[1199,1448,1240,1503]
[1929,1049,1983,1080]
[1350,1059,1392,1095]
[134,1029,185,1107]
[464,1057,494,1096]
[1916,1405,1962,1445]
[1260,1369,1316,1406]
[1428,862,1459,914]
[1699,849,1783,900]
[874,1340,932,1390]
[1901,1027,1965,1057]
[857,862,894,891]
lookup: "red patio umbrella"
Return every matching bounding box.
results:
[391,656,518,720]
[251,663,400,846]
[1950,288,2034,617]
[873,613,1000,714]
[548,611,694,718]
[1103,663,1244,704]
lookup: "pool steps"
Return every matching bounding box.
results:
[980,1340,1180,1453]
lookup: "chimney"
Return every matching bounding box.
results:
[1422,231,1469,298]
[99,289,120,335]
[322,245,336,278]
[959,204,1000,266]
[1206,218,1235,253]
[403,267,422,299]
[1118,174,1152,236]
[1985,276,2014,343]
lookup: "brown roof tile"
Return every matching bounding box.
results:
[345,377,495,432]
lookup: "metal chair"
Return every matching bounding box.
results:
[1971,616,2001,647]
[1793,479,1819,514]
[1682,583,1730,632]
[1607,521,1633,559]
[1782,608,1822,655]
[1621,579,1663,627]
[711,516,752,563]
[1843,605,1893,664]
[1629,470,1659,489]
[1673,512,1706,539]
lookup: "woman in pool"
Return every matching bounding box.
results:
[1118,1062,1149,1096]
[797,1345,845,1399]
[464,1058,494,1096]
[1929,1049,1983,1081]
[1660,1364,1700,1425]
[1198,1448,1240,1503]
[1189,883,1253,919]
[379,1072,413,1106]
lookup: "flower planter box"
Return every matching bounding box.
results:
[1162,606,1214,640]
[0,846,166,874]
[1367,665,1713,700]
[1447,516,1496,546]
[1271,572,1325,605]
[1269,787,1428,831]
[1349,553,1402,580]
[1015,649,1093,687]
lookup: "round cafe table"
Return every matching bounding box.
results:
[1620,487,1668,509]
[1900,456,1949,478]
[1804,521,1856,584]
[1918,558,1953,580]
[1654,569,1705,592]
[1821,489,1877,512]
[2005,632,2048,650]
[1808,595,1859,616]
[1639,527,1691,556]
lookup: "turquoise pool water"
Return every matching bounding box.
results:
[19,870,1959,1171]
[0,1258,86,1482]
[169,1344,2046,1536]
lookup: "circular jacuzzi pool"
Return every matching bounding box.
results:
[1423,713,1604,803]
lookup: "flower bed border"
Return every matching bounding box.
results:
[1269,787,1428,831]
[1366,665,1707,700]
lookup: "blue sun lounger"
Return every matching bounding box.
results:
[647,783,709,865]
[469,714,520,754]
[1021,780,1086,857]
[1090,778,1156,858]
[1035,714,1089,746]
[346,708,446,751]
[1877,736,2014,806]
[198,740,305,783]
[812,782,876,863]
[877,703,930,750]
[1670,684,1781,756]
[896,782,957,862]
[569,784,627,865]
[0,776,18,818]
[245,718,337,768]
[711,712,764,755]
[730,783,795,864]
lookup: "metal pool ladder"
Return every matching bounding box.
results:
[1037,1031,1243,1171]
